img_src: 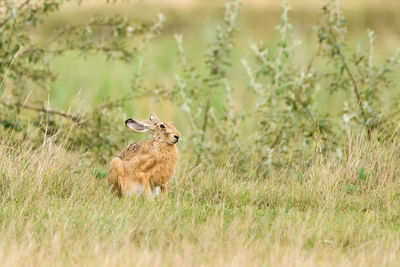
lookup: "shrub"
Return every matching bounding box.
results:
[0,0,399,175]
[0,0,163,161]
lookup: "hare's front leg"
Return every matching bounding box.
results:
[121,180,144,197]
[143,179,153,200]
[136,172,153,200]
[160,184,168,198]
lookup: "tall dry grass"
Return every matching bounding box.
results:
[0,128,399,266]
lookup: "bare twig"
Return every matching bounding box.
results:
[0,101,83,123]
[334,42,371,139]
[197,86,217,164]
[337,48,366,121]
[0,0,31,28]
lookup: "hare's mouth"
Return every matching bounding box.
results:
[172,136,179,144]
[167,140,178,145]
[164,134,179,145]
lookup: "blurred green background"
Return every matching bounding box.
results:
[33,0,400,119]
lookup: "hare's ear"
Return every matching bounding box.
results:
[149,113,160,123]
[125,118,151,132]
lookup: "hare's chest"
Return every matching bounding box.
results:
[149,153,178,185]
[149,166,174,185]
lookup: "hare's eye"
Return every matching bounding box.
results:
[160,124,166,129]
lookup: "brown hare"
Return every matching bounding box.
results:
[108,113,181,198]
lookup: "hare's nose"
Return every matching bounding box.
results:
[174,135,180,141]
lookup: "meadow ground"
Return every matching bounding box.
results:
[1,1,400,266]
[0,130,399,266]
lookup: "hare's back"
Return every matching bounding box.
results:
[118,141,144,161]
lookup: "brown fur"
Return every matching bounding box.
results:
[108,113,180,198]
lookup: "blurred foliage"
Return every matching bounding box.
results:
[242,1,400,175]
[0,0,399,174]
[0,0,163,161]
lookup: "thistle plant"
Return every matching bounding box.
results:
[171,0,243,165]
[238,0,400,176]
[242,1,326,175]
[317,0,400,137]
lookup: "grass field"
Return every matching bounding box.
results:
[1,130,399,266]
[1,1,400,266]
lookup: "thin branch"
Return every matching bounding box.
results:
[200,96,212,142]
[331,38,371,139]
[197,86,217,164]
[0,101,83,123]
[336,46,367,121]
[0,0,31,28]
[92,93,133,111]
[41,21,133,48]
[306,43,322,73]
